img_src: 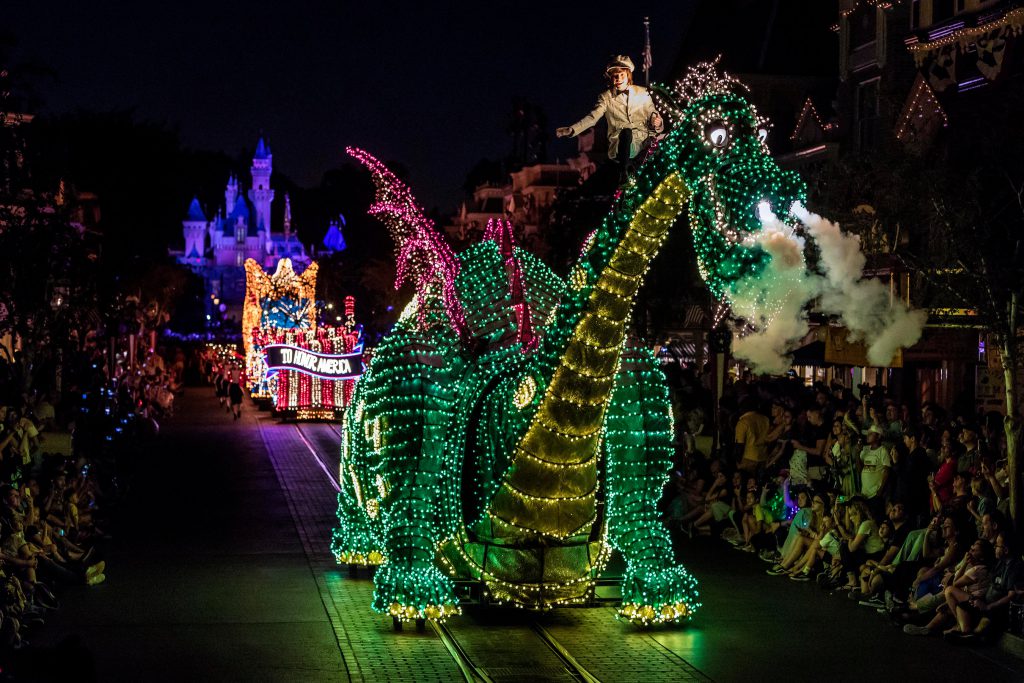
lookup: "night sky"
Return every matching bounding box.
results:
[9,1,696,211]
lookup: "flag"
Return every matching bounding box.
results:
[642,16,653,85]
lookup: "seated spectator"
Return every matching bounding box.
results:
[853,502,912,605]
[835,499,885,590]
[953,531,1023,642]
[664,466,705,528]
[967,476,997,537]
[858,426,891,517]
[929,443,959,512]
[943,473,975,541]
[20,525,104,588]
[781,493,836,581]
[901,516,961,619]
[765,491,821,577]
[789,407,828,487]
[957,426,985,476]
[736,479,762,551]
[979,457,1007,511]
[883,403,904,442]
[685,470,741,537]
[893,429,931,524]
[979,511,1004,544]
[752,475,795,563]
[734,396,769,474]
[904,538,994,637]
[764,407,796,472]
[42,473,69,532]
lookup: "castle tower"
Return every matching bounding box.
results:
[248,137,274,244]
[225,174,238,212]
[182,196,207,262]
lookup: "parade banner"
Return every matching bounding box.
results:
[265,345,363,380]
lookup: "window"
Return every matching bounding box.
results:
[850,9,877,48]
[856,79,881,150]
[932,0,955,23]
[911,0,921,28]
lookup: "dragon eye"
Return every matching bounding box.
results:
[757,127,769,143]
[707,124,729,147]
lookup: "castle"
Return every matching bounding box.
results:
[174,137,312,322]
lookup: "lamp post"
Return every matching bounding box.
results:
[708,325,733,454]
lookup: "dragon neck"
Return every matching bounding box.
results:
[488,169,690,540]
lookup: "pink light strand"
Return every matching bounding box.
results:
[484,218,537,351]
[347,147,469,341]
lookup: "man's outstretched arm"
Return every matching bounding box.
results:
[556,94,607,138]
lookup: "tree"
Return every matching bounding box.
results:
[809,83,1024,530]
[904,169,1024,531]
[0,57,102,395]
[0,158,101,395]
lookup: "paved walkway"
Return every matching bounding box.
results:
[258,416,459,682]
[29,389,1024,682]
[32,391,348,681]
[660,536,1024,683]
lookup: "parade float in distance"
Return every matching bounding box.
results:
[243,257,363,420]
[330,61,925,629]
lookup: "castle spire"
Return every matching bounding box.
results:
[283,193,292,239]
[248,135,275,240]
[225,174,238,213]
[254,136,271,160]
[182,195,209,262]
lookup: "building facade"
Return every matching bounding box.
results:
[444,162,580,255]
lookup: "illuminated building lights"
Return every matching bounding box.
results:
[790,98,836,141]
[908,7,1024,59]
[895,76,950,142]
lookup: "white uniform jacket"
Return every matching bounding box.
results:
[568,84,661,160]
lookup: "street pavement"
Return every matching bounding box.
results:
[26,389,1024,682]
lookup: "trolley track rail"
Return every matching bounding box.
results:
[431,618,602,683]
[291,418,603,683]
[292,422,340,492]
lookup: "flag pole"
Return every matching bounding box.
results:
[642,16,652,87]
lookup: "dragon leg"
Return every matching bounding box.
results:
[605,344,701,624]
[330,410,383,566]
[369,351,461,622]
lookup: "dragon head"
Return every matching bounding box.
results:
[654,61,807,300]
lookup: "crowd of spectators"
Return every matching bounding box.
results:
[0,344,181,655]
[663,371,1022,646]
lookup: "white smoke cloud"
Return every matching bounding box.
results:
[729,217,821,374]
[725,208,926,374]
[799,210,927,367]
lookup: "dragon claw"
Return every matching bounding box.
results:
[335,549,386,566]
[373,564,459,622]
[388,602,461,622]
[618,565,701,625]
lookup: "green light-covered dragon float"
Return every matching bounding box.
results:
[332,62,805,625]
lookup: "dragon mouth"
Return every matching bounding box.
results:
[693,177,758,247]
